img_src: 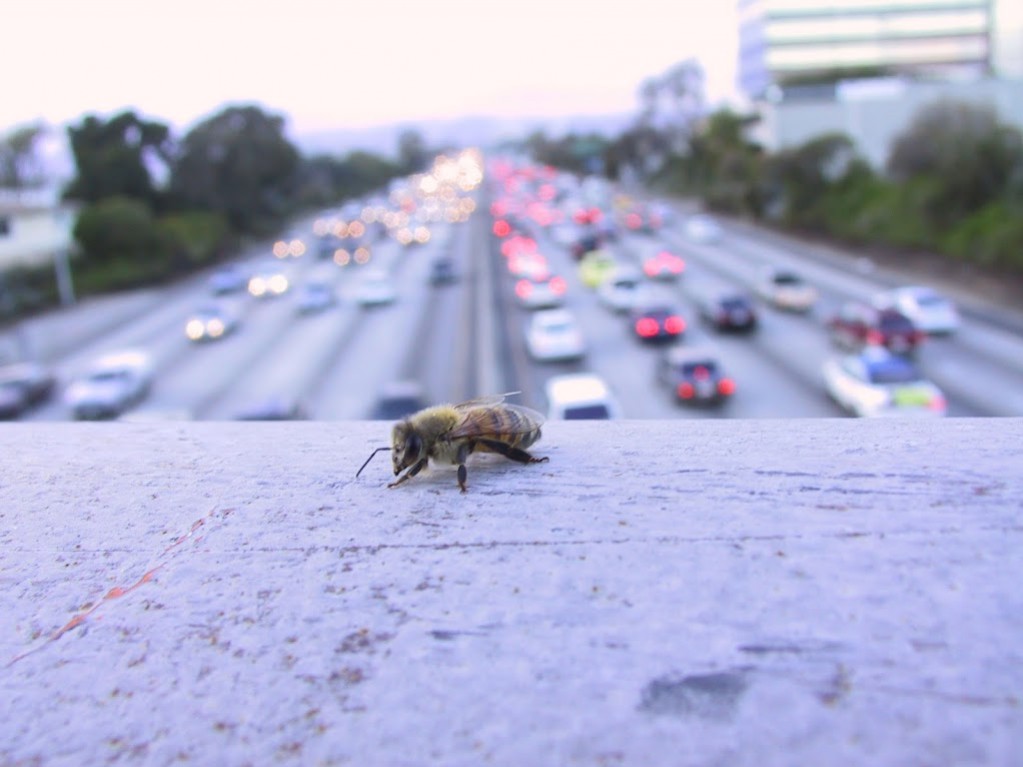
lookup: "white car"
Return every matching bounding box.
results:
[545,373,622,419]
[64,351,154,420]
[526,309,586,362]
[756,268,819,312]
[295,279,338,314]
[185,300,242,341]
[875,286,960,335]
[514,274,566,309]
[355,269,397,306]
[822,347,946,418]
[247,266,290,298]
[597,267,645,313]
[684,214,722,243]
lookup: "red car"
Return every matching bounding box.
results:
[828,301,925,354]
[643,251,686,280]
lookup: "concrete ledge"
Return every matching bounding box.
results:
[2,419,1022,765]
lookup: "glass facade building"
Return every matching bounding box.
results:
[738,0,994,99]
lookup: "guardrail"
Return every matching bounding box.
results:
[3,418,1021,765]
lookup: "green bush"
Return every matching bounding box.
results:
[941,201,1023,271]
[157,211,232,268]
[71,196,183,292]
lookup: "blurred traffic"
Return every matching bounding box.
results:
[3,151,1023,423]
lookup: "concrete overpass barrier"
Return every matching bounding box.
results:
[2,419,1021,765]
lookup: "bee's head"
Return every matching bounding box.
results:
[391,421,424,475]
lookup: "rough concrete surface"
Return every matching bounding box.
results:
[2,419,1021,766]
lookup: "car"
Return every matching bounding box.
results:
[874,286,960,335]
[208,264,247,295]
[515,274,567,309]
[525,309,587,362]
[506,251,549,280]
[597,267,645,313]
[569,231,603,261]
[247,266,290,298]
[822,347,947,418]
[630,305,687,342]
[370,380,428,420]
[354,269,397,306]
[233,396,308,420]
[642,250,685,280]
[619,203,663,234]
[429,257,458,286]
[756,268,819,312]
[684,213,722,243]
[827,301,924,354]
[578,249,617,288]
[64,351,153,420]
[656,345,735,406]
[0,362,56,419]
[185,300,242,341]
[545,373,623,419]
[295,279,337,314]
[698,291,758,332]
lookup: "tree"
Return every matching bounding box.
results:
[668,108,762,212]
[0,122,49,191]
[63,111,173,209]
[71,196,179,290]
[762,133,859,228]
[168,105,301,235]
[886,100,1023,225]
[397,128,430,175]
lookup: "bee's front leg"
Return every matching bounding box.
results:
[455,441,475,493]
[388,458,427,488]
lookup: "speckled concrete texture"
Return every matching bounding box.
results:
[2,419,1021,765]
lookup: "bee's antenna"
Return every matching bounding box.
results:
[356,446,391,479]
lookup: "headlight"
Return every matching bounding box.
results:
[207,318,225,338]
[186,320,206,340]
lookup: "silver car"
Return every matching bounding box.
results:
[64,351,154,420]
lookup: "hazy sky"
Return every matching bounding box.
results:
[3,0,739,137]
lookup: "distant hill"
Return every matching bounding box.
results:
[291,112,636,159]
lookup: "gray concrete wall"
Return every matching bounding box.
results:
[755,77,1023,169]
[2,419,1022,765]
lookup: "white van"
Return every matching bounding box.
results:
[545,373,623,420]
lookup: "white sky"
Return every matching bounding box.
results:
[2,0,740,137]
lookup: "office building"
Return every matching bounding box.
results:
[738,0,995,100]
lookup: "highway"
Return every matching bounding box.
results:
[8,153,1023,423]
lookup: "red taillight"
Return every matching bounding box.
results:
[626,213,642,229]
[664,315,686,334]
[928,395,946,412]
[636,318,659,337]
[515,280,532,299]
[493,219,511,238]
[677,382,695,399]
[866,329,885,345]
[644,263,657,277]
[718,378,736,396]
[550,276,566,294]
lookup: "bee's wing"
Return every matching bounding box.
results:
[446,402,545,441]
[451,392,520,411]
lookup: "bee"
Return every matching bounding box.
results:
[356,394,549,492]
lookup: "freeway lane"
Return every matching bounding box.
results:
[6,159,1022,425]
